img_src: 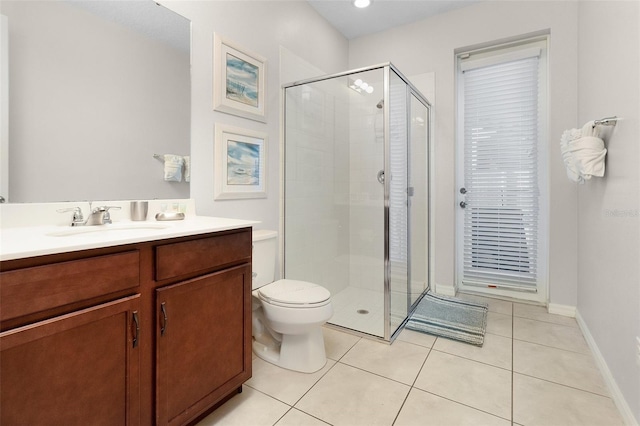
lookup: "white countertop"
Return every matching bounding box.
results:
[0,216,258,261]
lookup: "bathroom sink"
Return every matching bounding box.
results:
[47,222,171,237]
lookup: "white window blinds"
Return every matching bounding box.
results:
[389,79,408,265]
[460,45,543,291]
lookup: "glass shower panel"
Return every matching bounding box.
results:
[410,94,430,306]
[388,70,409,335]
[284,68,386,338]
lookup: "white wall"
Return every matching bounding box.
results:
[3,1,190,202]
[348,1,580,305]
[577,1,640,423]
[162,0,348,236]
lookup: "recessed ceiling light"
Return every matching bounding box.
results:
[353,0,371,9]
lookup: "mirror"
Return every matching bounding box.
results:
[0,0,190,203]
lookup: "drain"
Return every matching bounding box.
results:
[356,309,369,315]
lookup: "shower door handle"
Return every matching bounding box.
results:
[377,170,385,184]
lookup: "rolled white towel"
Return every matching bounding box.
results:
[560,121,606,184]
[573,136,606,180]
[183,156,191,183]
[164,154,184,182]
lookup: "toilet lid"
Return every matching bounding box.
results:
[257,279,331,307]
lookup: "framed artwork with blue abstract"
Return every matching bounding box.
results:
[214,34,266,122]
[214,124,267,200]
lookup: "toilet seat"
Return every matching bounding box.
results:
[257,279,331,308]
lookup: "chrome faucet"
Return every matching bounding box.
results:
[85,206,121,225]
[57,205,121,226]
[57,206,85,226]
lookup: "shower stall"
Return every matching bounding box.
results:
[283,63,431,342]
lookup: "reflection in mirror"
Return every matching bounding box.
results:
[0,0,190,203]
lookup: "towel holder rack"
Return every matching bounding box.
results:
[153,154,165,162]
[593,116,618,128]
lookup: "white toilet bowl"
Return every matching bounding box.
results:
[252,279,333,373]
[252,230,333,373]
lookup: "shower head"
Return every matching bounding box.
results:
[376,99,384,109]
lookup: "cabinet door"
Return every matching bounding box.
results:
[156,264,251,426]
[0,295,141,426]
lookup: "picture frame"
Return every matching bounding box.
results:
[213,33,267,122]
[214,124,267,200]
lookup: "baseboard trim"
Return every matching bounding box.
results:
[575,309,639,426]
[548,303,576,317]
[434,283,456,297]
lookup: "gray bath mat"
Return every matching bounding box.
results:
[405,292,488,346]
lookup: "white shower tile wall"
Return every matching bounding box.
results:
[348,86,385,295]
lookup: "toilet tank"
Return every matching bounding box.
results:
[252,230,278,290]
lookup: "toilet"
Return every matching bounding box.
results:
[252,230,333,373]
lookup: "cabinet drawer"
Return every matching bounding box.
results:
[1,251,140,323]
[155,230,251,281]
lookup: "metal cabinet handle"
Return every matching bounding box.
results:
[377,170,385,184]
[160,302,168,336]
[132,311,140,348]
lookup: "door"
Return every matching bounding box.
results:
[455,38,548,303]
[155,265,251,426]
[0,295,141,426]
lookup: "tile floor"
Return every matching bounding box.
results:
[198,294,625,426]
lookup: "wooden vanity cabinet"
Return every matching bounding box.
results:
[0,226,253,426]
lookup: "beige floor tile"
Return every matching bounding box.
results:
[322,326,361,361]
[395,388,511,426]
[197,386,289,426]
[295,362,410,426]
[514,303,579,328]
[433,332,512,370]
[245,357,336,405]
[513,340,609,396]
[458,293,513,315]
[514,317,590,354]
[513,374,624,426]
[486,311,513,338]
[414,351,512,419]
[340,338,430,385]
[275,408,329,426]
[396,328,437,348]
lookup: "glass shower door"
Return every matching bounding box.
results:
[388,69,409,336]
[389,75,431,338]
[284,68,387,338]
[409,93,430,306]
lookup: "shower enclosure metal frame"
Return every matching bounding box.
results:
[283,62,431,343]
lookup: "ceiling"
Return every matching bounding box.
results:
[308,0,480,39]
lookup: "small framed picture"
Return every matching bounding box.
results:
[214,124,267,200]
[213,33,266,122]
